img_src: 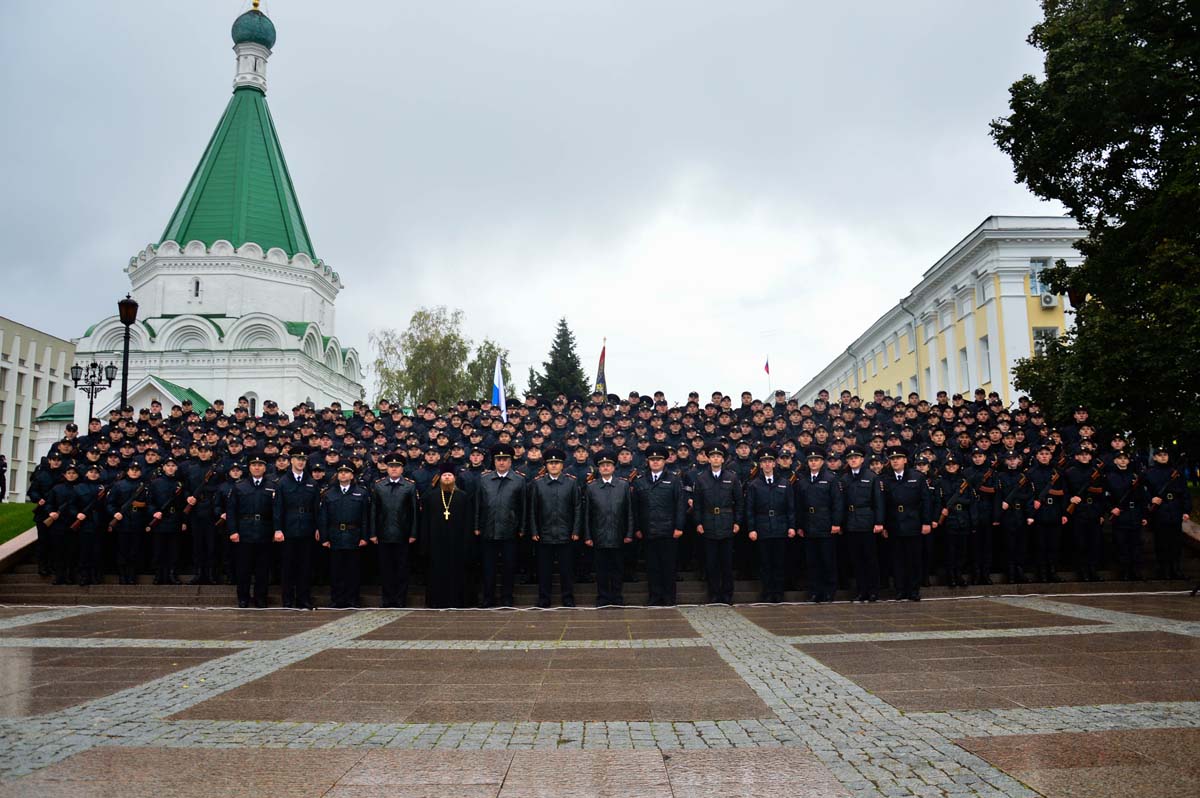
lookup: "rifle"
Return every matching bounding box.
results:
[940,477,972,519]
[146,483,184,531]
[182,465,217,515]
[1066,464,1105,516]
[1109,473,1144,515]
[107,484,146,531]
[1033,470,1062,510]
[1000,474,1030,508]
[1147,470,1182,518]
[69,486,108,531]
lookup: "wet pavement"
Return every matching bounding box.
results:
[0,592,1196,797]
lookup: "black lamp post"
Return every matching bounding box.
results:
[71,360,118,421]
[117,294,139,413]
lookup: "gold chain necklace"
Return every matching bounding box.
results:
[440,487,455,520]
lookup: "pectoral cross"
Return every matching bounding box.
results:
[443,509,451,520]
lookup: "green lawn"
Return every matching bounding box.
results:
[0,503,35,544]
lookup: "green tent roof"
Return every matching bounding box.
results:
[36,401,75,423]
[159,86,316,259]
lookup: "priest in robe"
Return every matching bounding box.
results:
[420,463,476,608]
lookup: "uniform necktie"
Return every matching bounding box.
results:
[389,481,398,491]
[653,474,659,483]
[766,478,772,485]
[254,479,261,487]
[342,486,348,495]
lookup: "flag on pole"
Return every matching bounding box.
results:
[491,354,507,422]
[764,357,770,375]
[594,338,607,395]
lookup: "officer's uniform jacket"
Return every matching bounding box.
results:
[274,471,321,540]
[319,483,371,549]
[474,470,526,541]
[965,465,998,524]
[1143,464,1191,525]
[1064,462,1106,521]
[840,469,884,533]
[584,476,633,548]
[28,465,59,522]
[935,473,977,534]
[880,469,934,536]
[46,480,80,529]
[371,477,419,543]
[72,479,106,532]
[184,460,221,518]
[744,473,794,539]
[106,477,148,534]
[692,469,742,540]
[794,468,844,537]
[147,475,185,532]
[1025,463,1066,524]
[528,473,582,545]
[1104,468,1146,529]
[632,470,687,540]
[227,478,275,543]
[993,469,1033,525]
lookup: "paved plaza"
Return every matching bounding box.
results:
[0,593,1198,797]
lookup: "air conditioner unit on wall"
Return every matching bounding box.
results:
[1040,293,1058,309]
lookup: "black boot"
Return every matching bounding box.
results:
[169,571,182,585]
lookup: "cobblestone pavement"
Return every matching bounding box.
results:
[0,593,1196,796]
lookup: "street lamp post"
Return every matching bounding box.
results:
[71,361,118,421]
[117,294,139,413]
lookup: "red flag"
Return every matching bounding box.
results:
[764,357,770,375]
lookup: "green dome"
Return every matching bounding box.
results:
[232,10,276,49]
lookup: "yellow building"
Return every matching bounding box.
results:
[794,216,1085,405]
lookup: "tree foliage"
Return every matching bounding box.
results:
[536,318,589,399]
[993,0,1200,447]
[369,306,471,407]
[464,338,513,401]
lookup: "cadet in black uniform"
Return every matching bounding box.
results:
[319,462,371,608]
[44,463,81,585]
[995,452,1033,583]
[935,456,976,587]
[74,463,107,586]
[692,445,742,604]
[965,448,997,584]
[583,450,634,606]
[841,446,884,602]
[1144,447,1191,579]
[228,455,276,608]
[1105,450,1147,581]
[147,458,185,585]
[370,453,419,608]
[107,462,148,585]
[1025,445,1067,582]
[274,451,320,609]
[795,447,843,603]
[744,449,795,603]
[632,444,687,606]
[1064,447,1105,581]
[881,447,934,600]
[474,444,526,607]
[528,447,581,607]
[183,445,221,585]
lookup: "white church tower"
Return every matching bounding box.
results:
[71,3,362,424]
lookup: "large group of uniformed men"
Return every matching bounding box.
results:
[25,386,1192,609]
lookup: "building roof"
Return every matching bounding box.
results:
[158,86,316,259]
[35,401,75,423]
[147,376,211,412]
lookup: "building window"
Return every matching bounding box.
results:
[192,278,202,300]
[958,347,970,392]
[923,367,931,392]
[978,336,991,383]
[909,375,919,393]
[896,382,903,397]
[1033,326,1060,357]
[1029,259,1050,295]
[939,358,949,390]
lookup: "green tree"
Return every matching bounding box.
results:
[525,366,543,398]
[464,338,513,401]
[536,318,589,399]
[992,0,1200,447]
[369,306,471,407]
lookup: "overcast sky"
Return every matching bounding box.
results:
[0,0,1064,403]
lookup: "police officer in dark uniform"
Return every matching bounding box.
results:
[183,445,221,585]
[995,451,1033,583]
[147,457,185,585]
[693,444,742,604]
[473,443,526,607]
[1105,450,1147,581]
[841,445,884,602]
[44,463,81,585]
[371,453,419,608]
[227,455,276,608]
[107,461,148,584]
[881,446,934,600]
[1064,446,1105,581]
[274,450,320,609]
[28,452,63,576]
[1025,444,1068,582]
[965,448,998,584]
[528,447,582,608]
[795,447,843,603]
[74,463,107,586]
[583,450,634,606]
[319,462,371,608]
[744,449,795,603]
[632,444,687,606]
